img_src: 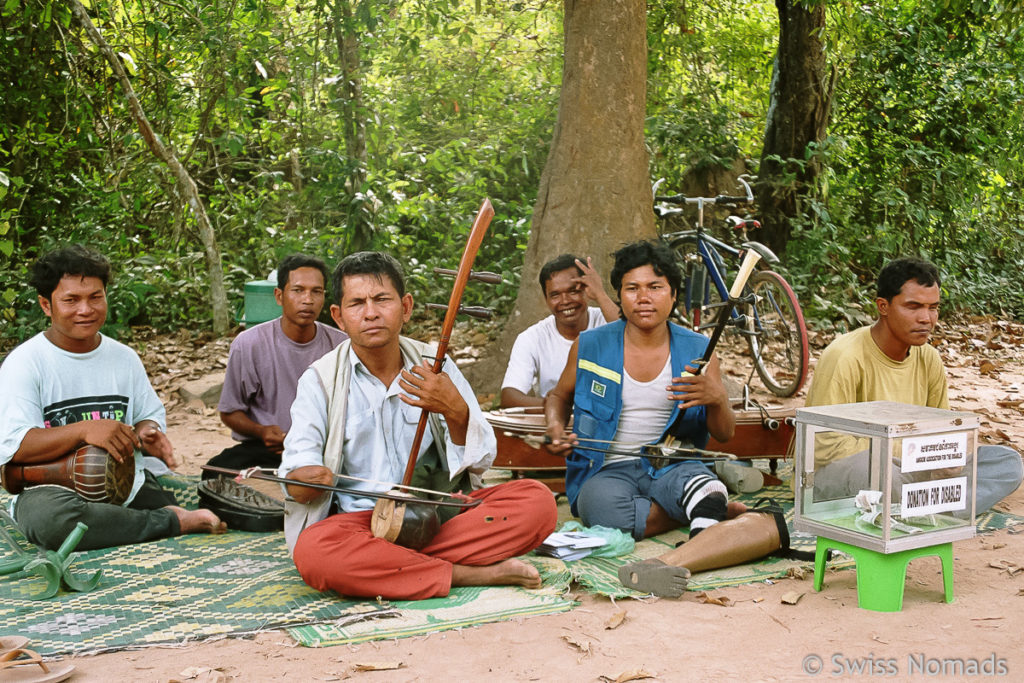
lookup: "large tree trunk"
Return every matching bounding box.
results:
[756,0,833,256]
[471,0,653,393]
[71,0,230,335]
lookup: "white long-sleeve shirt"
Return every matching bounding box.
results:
[279,346,496,512]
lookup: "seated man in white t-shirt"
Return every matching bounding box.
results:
[500,254,619,408]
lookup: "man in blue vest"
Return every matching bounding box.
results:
[545,240,785,598]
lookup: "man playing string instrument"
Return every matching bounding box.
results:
[281,252,556,600]
[0,245,225,551]
[546,240,788,598]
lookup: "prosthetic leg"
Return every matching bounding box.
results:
[618,505,785,598]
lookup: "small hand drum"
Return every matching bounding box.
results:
[0,445,136,505]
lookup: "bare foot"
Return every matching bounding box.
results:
[451,558,542,589]
[726,501,748,519]
[167,506,228,535]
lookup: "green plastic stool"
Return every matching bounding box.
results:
[813,537,954,612]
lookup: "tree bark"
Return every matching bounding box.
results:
[756,0,833,255]
[470,0,653,392]
[71,0,230,335]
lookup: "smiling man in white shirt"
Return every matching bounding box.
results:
[500,254,618,408]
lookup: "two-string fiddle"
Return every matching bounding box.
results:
[368,198,498,549]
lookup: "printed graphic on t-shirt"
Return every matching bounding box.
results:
[43,394,130,428]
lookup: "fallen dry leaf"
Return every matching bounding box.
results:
[604,609,628,630]
[781,591,805,605]
[694,592,733,606]
[352,662,403,672]
[599,667,657,682]
[978,408,1010,424]
[786,566,809,580]
[561,634,592,656]
[988,559,1022,576]
[174,668,228,683]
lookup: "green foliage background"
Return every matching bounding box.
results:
[1,0,1022,345]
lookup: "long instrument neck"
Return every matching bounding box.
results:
[400,198,494,486]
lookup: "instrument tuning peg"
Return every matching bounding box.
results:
[433,267,503,285]
[426,303,493,320]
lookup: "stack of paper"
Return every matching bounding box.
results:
[535,531,608,561]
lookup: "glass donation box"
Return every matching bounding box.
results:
[794,401,978,553]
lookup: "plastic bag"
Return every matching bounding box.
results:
[555,520,635,558]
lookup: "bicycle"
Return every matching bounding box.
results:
[653,175,809,398]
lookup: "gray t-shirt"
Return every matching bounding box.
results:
[218,318,347,440]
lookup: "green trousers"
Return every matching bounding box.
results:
[13,471,180,551]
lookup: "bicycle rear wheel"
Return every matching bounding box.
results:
[742,270,809,397]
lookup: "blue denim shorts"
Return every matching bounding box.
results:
[575,459,715,540]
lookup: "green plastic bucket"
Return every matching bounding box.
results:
[239,279,281,325]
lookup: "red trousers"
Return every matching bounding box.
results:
[292,478,557,600]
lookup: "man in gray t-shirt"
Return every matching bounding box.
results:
[203,254,346,478]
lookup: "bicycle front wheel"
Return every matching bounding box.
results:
[742,270,809,397]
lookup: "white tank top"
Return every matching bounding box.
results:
[604,357,675,465]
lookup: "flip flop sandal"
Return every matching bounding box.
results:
[0,637,31,657]
[617,558,691,598]
[0,648,75,683]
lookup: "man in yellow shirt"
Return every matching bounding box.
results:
[805,257,1022,510]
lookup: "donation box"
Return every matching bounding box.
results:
[794,401,978,553]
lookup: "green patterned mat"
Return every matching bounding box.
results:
[288,556,575,647]
[0,476,575,655]
[568,481,1024,599]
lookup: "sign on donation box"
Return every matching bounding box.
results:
[793,401,978,554]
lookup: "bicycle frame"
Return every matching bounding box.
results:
[657,186,778,331]
[653,175,810,397]
[663,227,784,342]
[689,233,751,332]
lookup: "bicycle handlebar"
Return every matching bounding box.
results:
[654,175,755,206]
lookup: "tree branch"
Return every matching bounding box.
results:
[70,0,230,334]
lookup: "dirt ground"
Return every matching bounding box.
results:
[49,318,1024,681]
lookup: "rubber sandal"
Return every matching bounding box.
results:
[0,637,30,657]
[617,558,691,598]
[0,648,75,683]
